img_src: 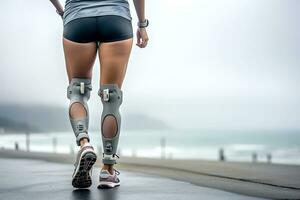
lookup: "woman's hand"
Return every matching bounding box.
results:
[136,28,149,48]
[50,0,64,19]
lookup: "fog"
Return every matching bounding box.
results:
[0,0,299,130]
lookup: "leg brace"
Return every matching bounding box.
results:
[67,78,92,146]
[98,84,123,165]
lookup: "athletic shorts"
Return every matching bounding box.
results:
[63,15,133,43]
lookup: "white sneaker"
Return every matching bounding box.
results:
[72,143,97,188]
[98,168,120,189]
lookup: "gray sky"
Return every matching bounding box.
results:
[1,0,300,130]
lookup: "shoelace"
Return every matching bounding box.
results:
[99,154,120,176]
[100,168,120,177]
[114,168,120,175]
[113,154,120,175]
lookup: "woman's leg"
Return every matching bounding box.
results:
[63,38,98,146]
[98,38,133,173]
[99,39,133,88]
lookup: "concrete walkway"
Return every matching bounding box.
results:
[0,158,262,200]
[1,149,300,199]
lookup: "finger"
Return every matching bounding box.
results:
[140,42,146,48]
[136,44,143,48]
[142,39,148,47]
[136,31,141,45]
[137,40,143,47]
[142,35,149,42]
[136,42,145,48]
[143,42,148,47]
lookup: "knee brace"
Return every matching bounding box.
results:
[98,84,123,165]
[67,78,92,146]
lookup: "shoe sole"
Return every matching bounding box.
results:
[98,182,120,189]
[72,152,97,188]
[98,181,120,189]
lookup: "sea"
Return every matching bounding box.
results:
[0,129,299,165]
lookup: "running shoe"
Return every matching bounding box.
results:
[72,143,97,188]
[98,168,120,188]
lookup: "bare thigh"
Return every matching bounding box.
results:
[63,38,98,83]
[99,38,133,89]
[63,38,98,118]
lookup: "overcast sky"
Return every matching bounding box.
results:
[0,0,299,130]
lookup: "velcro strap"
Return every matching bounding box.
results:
[67,82,92,99]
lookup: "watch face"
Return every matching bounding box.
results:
[138,19,149,28]
[144,19,149,26]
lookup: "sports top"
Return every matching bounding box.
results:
[63,0,132,26]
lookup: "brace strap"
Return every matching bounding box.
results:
[102,153,119,165]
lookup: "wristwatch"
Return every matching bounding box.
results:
[137,19,149,28]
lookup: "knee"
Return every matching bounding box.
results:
[67,78,92,116]
[98,84,123,138]
[67,78,92,102]
[98,83,123,109]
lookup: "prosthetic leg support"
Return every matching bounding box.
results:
[67,78,92,146]
[98,84,123,165]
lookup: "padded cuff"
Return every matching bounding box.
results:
[76,132,90,146]
[102,154,118,165]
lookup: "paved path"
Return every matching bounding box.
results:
[0,158,262,200]
[1,150,300,199]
